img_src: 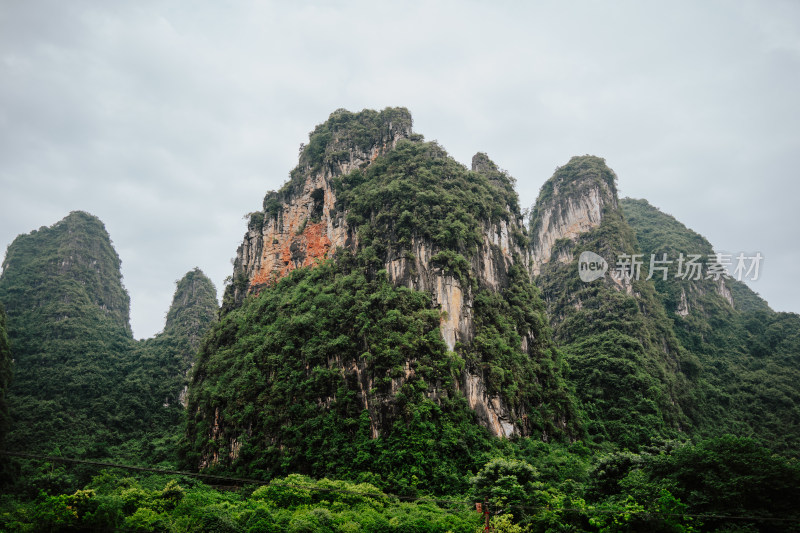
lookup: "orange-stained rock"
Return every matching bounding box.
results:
[227,111,412,306]
[250,221,332,289]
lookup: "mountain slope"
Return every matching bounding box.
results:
[530,157,695,447]
[527,158,800,451]
[0,303,11,445]
[0,212,138,460]
[184,108,580,493]
[0,213,219,488]
[138,267,218,410]
[621,197,800,451]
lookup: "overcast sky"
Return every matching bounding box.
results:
[1,1,798,339]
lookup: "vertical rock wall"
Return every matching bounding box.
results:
[223,111,552,439]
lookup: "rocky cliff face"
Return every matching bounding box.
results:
[529,156,618,276]
[206,109,574,449]
[380,205,530,438]
[227,108,412,307]
[529,157,692,446]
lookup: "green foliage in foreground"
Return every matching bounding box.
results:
[0,472,480,533]
[4,436,798,532]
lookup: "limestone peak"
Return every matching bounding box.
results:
[529,155,620,274]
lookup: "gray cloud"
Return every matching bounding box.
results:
[1,0,798,338]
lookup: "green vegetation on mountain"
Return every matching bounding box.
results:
[0,212,217,494]
[334,138,576,429]
[123,268,219,466]
[259,107,415,225]
[0,110,798,532]
[336,139,518,255]
[0,303,11,445]
[185,110,580,498]
[0,212,139,464]
[138,267,218,412]
[622,197,800,451]
[532,158,693,449]
[186,256,496,496]
[301,107,413,173]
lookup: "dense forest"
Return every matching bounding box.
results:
[621,198,800,451]
[1,109,798,532]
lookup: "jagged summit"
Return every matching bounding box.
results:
[226,108,413,307]
[471,152,497,174]
[529,155,619,275]
[296,107,413,177]
[471,152,518,203]
[185,108,580,487]
[164,268,217,337]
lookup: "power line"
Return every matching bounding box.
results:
[2,450,798,525]
[1,450,468,508]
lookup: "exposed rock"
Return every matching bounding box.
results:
[530,157,618,275]
[677,287,690,317]
[228,108,412,306]
[464,374,516,438]
[717,277,735,308]
[530,157,692,444]
[221,111,545,439]
[376,172,532,437]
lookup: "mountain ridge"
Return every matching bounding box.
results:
[183,108,581,492]
[0,212,218,481]
[1,108,798,531]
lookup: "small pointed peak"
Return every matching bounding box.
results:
[471,152,516,192]
[552,155,618,195]
[164,268,218,335]
[298,107,413,171]
[534,155,619,213]
[64,209,101,221]
[57,210,109,234]
[529,156,622,275]
[471,152,498,174]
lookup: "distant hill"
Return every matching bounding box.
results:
[0,212,217,491]
[621,197,800,451]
